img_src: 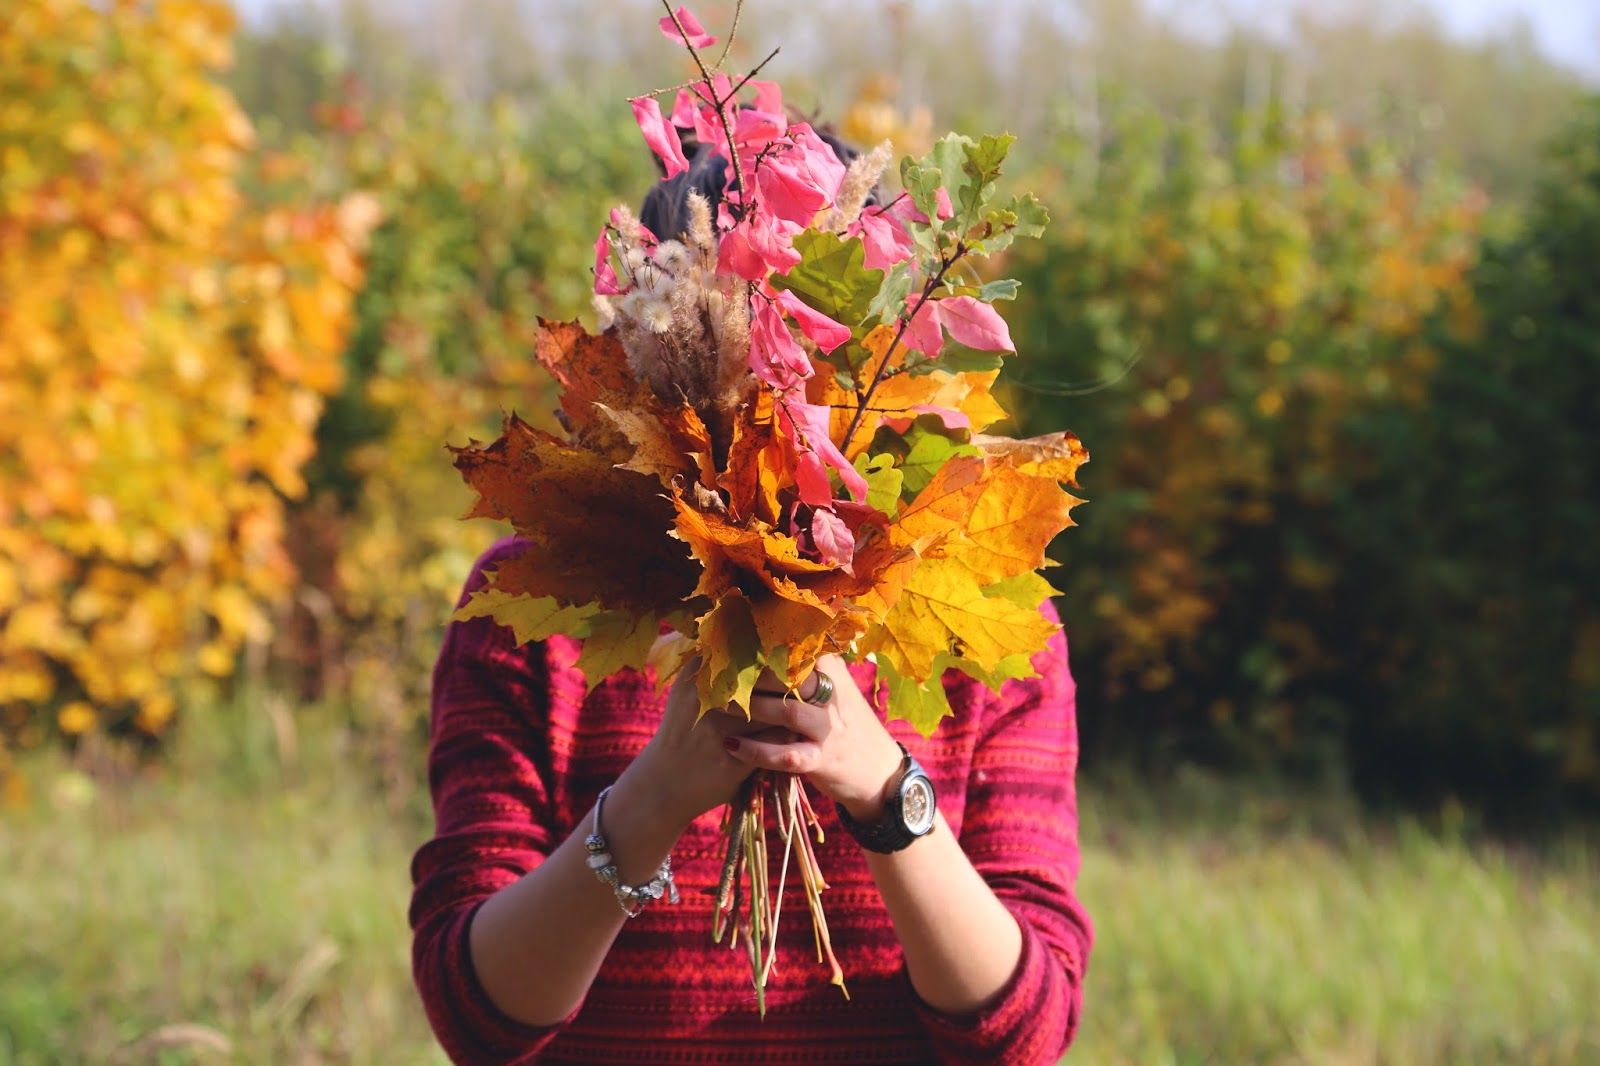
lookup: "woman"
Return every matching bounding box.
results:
[409,144,1093,1066]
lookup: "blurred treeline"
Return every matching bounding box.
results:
[1,0,1595,815]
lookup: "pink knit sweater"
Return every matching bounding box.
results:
[410,537,1093,1064]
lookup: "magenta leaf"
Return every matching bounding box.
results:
[631,96,690,178]
[657,6,717,48]
[902,296,944,356]
[809,507,856,572]
[776,290,850,353]
[936,295,1014,352]
[855,211,916,271]
[592,229,625,296]
[749,299,813,392]
[783,401,868,503]
[795,452,833,507]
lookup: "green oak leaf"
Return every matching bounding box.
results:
[854,452,904,517]
[897,420,980,497]
[867,260,917,324]
[771,230,883,331]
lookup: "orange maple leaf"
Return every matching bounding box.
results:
[533,318,647,437]
[452,412,699,613]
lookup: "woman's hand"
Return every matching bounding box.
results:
[718,654,905,821]
[618,658,769,832]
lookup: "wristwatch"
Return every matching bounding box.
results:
[835,743,938,853]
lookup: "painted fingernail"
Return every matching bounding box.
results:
[722,736,740,753]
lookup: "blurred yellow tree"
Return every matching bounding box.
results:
[0,0,375,745]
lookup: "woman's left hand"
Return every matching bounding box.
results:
[715,654,906,822]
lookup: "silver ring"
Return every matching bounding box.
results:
[804,672,834,706]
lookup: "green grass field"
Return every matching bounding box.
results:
[3,701,1597,1065]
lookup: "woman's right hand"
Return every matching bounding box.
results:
[616,658,768,831]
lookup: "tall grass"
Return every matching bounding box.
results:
[1073,770,1600,1063]
[0,697,442,1065]
[2,705,1597,1064]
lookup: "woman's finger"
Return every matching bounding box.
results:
[743,691,826,736]
[699,708,795,741]
[722,733,823,775]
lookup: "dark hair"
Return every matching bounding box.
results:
[639,125,875,243]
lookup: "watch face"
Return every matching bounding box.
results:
[901,773,936,835]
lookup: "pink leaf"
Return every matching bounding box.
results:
[753,125,846,225]
[795,453,833,507]
[937,295,1014,352]
[782,401,868,503]
[592,230,625,296]
[734,106,786,146]
[856,210,916,271]
[809,507,856,572]
[669,88,699,129]
[776,290,850,353]
[789,125,848,197]
[657,6,717,48]
[756,159,826,224]
[902,296,944,356]
[631,96,689,178]
[716,224,766,281]
[717,210,801,280]
[748,299,813,392]
[887,196,931,227]
[749,79,784,115]
[935,186,954,220]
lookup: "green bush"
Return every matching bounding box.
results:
[1007,96,1600,811]
[1008,102,1482,776]
[1331,98,1600,807]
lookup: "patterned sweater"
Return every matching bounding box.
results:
[409,537,1093,1064]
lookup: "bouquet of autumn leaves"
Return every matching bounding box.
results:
[448,5,1087,1010]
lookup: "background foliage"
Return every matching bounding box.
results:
[1,0,1595,815]
[1006,103,1484,779]
[0,0,373,750]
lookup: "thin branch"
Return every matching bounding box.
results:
[710,0,744,69]
[843,245,967,444]
[659,0,748,221]
[723,47,782,104]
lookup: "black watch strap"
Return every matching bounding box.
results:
[834,743,936,854]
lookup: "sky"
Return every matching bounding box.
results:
[1445,0,1597,76]
[232,0,1600,81]
[1219,0,1599,78]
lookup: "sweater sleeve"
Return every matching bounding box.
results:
[408,538,578,1065]
[911,600,1095,1064]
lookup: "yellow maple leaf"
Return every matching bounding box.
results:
[864,551,1060,681]
[935,463,1077,583]
[452,586,600,645]
[576,609,667,690]
[695,592,763,715]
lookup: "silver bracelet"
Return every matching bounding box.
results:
[585,785,679,918]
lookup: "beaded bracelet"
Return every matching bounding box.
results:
[585,785,680,918]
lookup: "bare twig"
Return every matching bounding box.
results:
[659,0,748,220]
[723,47,782,104]
[710,0,744,69]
